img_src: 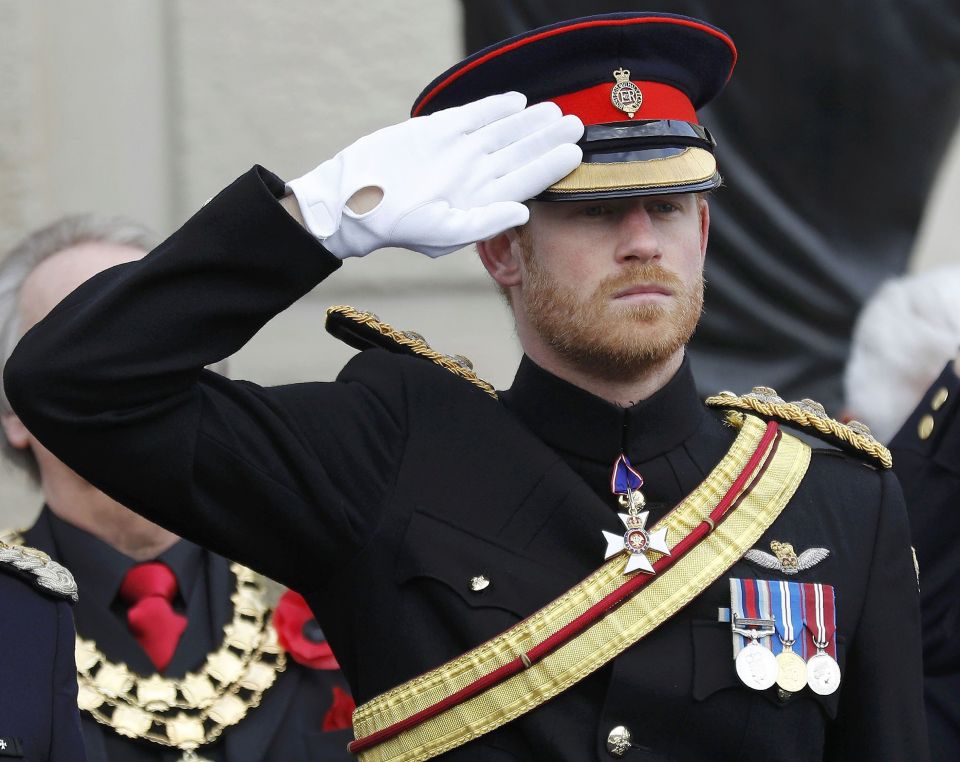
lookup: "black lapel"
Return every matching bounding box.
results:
[222,648,303,761]
[198,554,303,762]
[164,552,232,677]
[78,715,109,762]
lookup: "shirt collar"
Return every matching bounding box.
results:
[500,353,706,465]
[45,507,203,608]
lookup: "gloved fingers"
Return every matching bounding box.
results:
[481,114,584,182]
[446,201,530,244]
[430,91,528,134]
[398,201,530,257]
[469,101,571,154]
[481,143,583,204]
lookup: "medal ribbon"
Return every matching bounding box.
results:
[729,578,746,655]
[610,454,644,495]
[770,580,805,657]
[730,578,774,657]
[753,579,773,652]
[801,582,837,658]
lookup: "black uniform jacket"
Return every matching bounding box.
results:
[4,167,928,761]
[0,553,85,762]
[890,360,960,762]
[22,508,353,762]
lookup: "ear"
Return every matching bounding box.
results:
[1,413,31,450]
[698,196,710,263]
[477,228,523,289]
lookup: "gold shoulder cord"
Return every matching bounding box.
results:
[325,305,498,399]
[2,531,286,762]
[706,386,892,469]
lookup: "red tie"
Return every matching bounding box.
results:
[119,562,188,673]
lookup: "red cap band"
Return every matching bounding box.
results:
[550,80,697,126]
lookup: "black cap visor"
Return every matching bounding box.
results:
[538,120,720,201]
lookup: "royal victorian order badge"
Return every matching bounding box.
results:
[603,511,671,574]
[602,455,670,574]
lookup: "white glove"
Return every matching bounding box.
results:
[286,92,583,259]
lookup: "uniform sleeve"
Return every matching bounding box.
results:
[48,601,85,762]
[825,469,929,761]
[3,166,407,589]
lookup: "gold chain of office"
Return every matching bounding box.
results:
[5,531,285,762]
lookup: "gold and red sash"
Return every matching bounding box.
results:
[349,414,810,761]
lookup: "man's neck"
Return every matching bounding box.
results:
[525,347,685,407]
[42,471,179,561]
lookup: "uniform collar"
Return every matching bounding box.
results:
[500,354,705,465]
[45,506,203,609]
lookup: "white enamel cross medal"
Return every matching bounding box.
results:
[602,454,670,575]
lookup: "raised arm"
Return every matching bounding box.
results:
[3,95,582,588]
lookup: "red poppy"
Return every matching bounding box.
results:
[322,685,356,731]
[273,590,340,669]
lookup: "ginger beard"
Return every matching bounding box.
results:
[517,234,705,383]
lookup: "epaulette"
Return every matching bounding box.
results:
[325,305,497,398]
[706,386,892,469]
[0,529,78,602]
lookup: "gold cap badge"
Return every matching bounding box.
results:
[611,68,643,118]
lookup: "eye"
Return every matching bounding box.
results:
[647,200,680,214]
[579,204,612,217]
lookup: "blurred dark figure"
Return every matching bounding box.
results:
[461,0,960,411]
[890,354,960,762]
[844,266,960,762]
[0,542,85,761]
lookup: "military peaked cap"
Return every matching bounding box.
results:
[413,13,737,200]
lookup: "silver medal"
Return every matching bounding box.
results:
[735,640,778,690]
[806,651,842,695]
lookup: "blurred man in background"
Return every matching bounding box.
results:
[0,216,354,762]
[845,267,960,762]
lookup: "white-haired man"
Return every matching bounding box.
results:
[0,216,354,761]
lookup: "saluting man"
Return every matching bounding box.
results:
[5,13,928,761]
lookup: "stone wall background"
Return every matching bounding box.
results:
[0,0,525,528]
[0,1,957,527]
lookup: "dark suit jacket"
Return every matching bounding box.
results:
[4,166,928,761]
[22,509,352,762]
[890,360,960,762]
[0,556,84,761]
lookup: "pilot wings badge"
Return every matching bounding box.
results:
[743,540,829,575]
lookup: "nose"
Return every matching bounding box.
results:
[613,202,660,264]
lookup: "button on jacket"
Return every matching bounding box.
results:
[4,167,928,761]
